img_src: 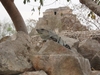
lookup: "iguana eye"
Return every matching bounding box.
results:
[41,29,44,31]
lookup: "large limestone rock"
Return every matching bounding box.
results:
[59,34,79,49]
[32,54,91,75]
[78,39,100,61]
[31,35,44,52]
[29,28,38,36]
[0,32,33,75]
[92,71,100,75]
[78,38,100,70]
[20,70,47,75]
[38,40,72,54]
[91,51,100,70]
[0,36,10,43]
[30,40,91,75]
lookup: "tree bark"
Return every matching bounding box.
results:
[79,0,100,17]
[1,0,28,34]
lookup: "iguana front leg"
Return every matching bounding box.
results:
[64,44,71,49]
[50,36,58,42]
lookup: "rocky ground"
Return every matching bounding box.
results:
[0,6,100,75]
[0,30,100,75]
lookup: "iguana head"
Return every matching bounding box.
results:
[36,29,48,34]
[36,28,51,40]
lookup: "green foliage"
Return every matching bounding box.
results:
[87,0,100,19]
[67,0,70,2]
[88,11,96,19]
[0,20,16,39]
[97,1,100,5]
[23,0,30,4]
[92,0,100,5]
[40,0,43,6]
[25,19,37,33]
[24,0,44,5]
[24,0,44,13]
[38,6,41,14]
[0,19,37,39]
[31,8,35,11]
[7,27,12,32]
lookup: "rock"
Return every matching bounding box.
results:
[31,35,45,52]
[59,34,79,49]
[91,34,100,43]
[30,40,91,75]
[31,54,91,75]
[92,71,100,75]
[38,40,72,54]
[20,70,47,75]
[78,39,100,61]
[0,36,10,43]
[59,30,100,42]
[91,52,100,70]
[0,31,33,75]
[29,28,38,36]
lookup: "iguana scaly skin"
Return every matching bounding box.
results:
[36,29,71,49]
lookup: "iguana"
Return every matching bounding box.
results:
[36,28,71,49]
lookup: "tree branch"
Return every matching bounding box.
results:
[79,0,100,17]
[1,0,28,34]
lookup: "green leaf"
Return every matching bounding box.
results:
[95,0,99,3]
[31,8,35,11]
[27,0,30,3]
[23,0,26,4]
[90,11,93,14]
[7,27,12,32]
[38,6,41,11]
[38,6,41,15]
[23,0,30,4]
[98,1,100,5]
[67,0,70,2]
[88,13,91,17]
[40,0,43,6]
[91,14,96,19]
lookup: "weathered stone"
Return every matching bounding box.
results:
[0,36,10,43]
[0,31,33,75]
[59,34,79,49]
[91,52,100,70]
[38,40,71,54]
[31,54,91,75]
[31,35,45,52]
[92,71,100,75]
[29,28,38,36]
[78,39,100,61]
[30,40,91,75]
[60,30,100,42]
[20,70,47,75]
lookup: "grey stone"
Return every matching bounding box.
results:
[0,31,32,75]
[30,40,92,75]
[78,39,100,61]
[19,70,47,75]
[91,52,100,70]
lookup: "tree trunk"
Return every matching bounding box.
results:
[79,0,100,17]
[1,0,28,34]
